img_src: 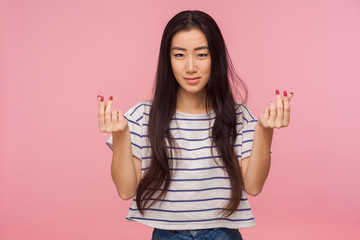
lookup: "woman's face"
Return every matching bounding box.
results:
[170,28,211,97]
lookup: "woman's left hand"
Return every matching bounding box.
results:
[259,90,294,129]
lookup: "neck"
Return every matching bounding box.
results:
[176,88,212,114]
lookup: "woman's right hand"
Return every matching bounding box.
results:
[98,95,128,134]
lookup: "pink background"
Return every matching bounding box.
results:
[1,0,359,239]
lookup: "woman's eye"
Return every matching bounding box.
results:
[174,53,184,57]
[198,53,208,58]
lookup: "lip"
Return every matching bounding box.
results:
[184,77,200,85]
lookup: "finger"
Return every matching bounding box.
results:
[269,102,276,127]
[275,91,284,128]
[283,92,291,126]
[118,110,128,128]
[288,91,294,101]
[112,110,118,124]
[98,95,106,131]
[111,110,120,131]
[113,110,128,131]
[118,110,124,119]
[104,96,113,128]
[260,108,270,127]
[263,108,270,119]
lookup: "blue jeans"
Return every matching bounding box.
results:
[151,228,243,240]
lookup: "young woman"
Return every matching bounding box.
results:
[98,10,293,240]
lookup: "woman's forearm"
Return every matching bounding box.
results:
[111,126,139,200]
[243,122,273,196]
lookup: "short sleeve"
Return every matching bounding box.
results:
[236,104,258,160]
[105,102,145,160]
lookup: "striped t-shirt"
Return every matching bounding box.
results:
[106,100,258,230]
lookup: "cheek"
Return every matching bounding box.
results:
[201,61,211,75]
[170,63,177,77]
[207,63,211,74]
[171,62,183,76]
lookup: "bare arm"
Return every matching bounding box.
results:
[111,128,141,200]
[241,124,273,196]
[98,96,141,200]
[241,91,293,196]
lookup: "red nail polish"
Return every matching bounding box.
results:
[283,91,287,97]
[97,95,101,98]
[101,96,104,102]
[290,92,294,95]
[276,90,280,95]
[109,96,113,101]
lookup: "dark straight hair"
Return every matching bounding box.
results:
[136,10,248,217]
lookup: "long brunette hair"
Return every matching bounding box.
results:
[136,10,248,217]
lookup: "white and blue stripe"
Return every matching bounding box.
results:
[106,100,257,230]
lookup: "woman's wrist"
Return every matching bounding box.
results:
[112,126,130,146]
[256,121,274,136]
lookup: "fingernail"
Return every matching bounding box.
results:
[101,96,104,102]
[109,96,113,101]
[276,90,279,95]
[97,95,101,98]
[290,92,294,96]
[283,91,287,97]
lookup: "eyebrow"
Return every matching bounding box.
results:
[172,46,209,51]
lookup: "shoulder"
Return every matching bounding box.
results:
[125,100,152,124]
[235,102,257,123]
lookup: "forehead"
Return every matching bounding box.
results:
[171,28,208,48]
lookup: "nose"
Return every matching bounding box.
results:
[185,56,197,74]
